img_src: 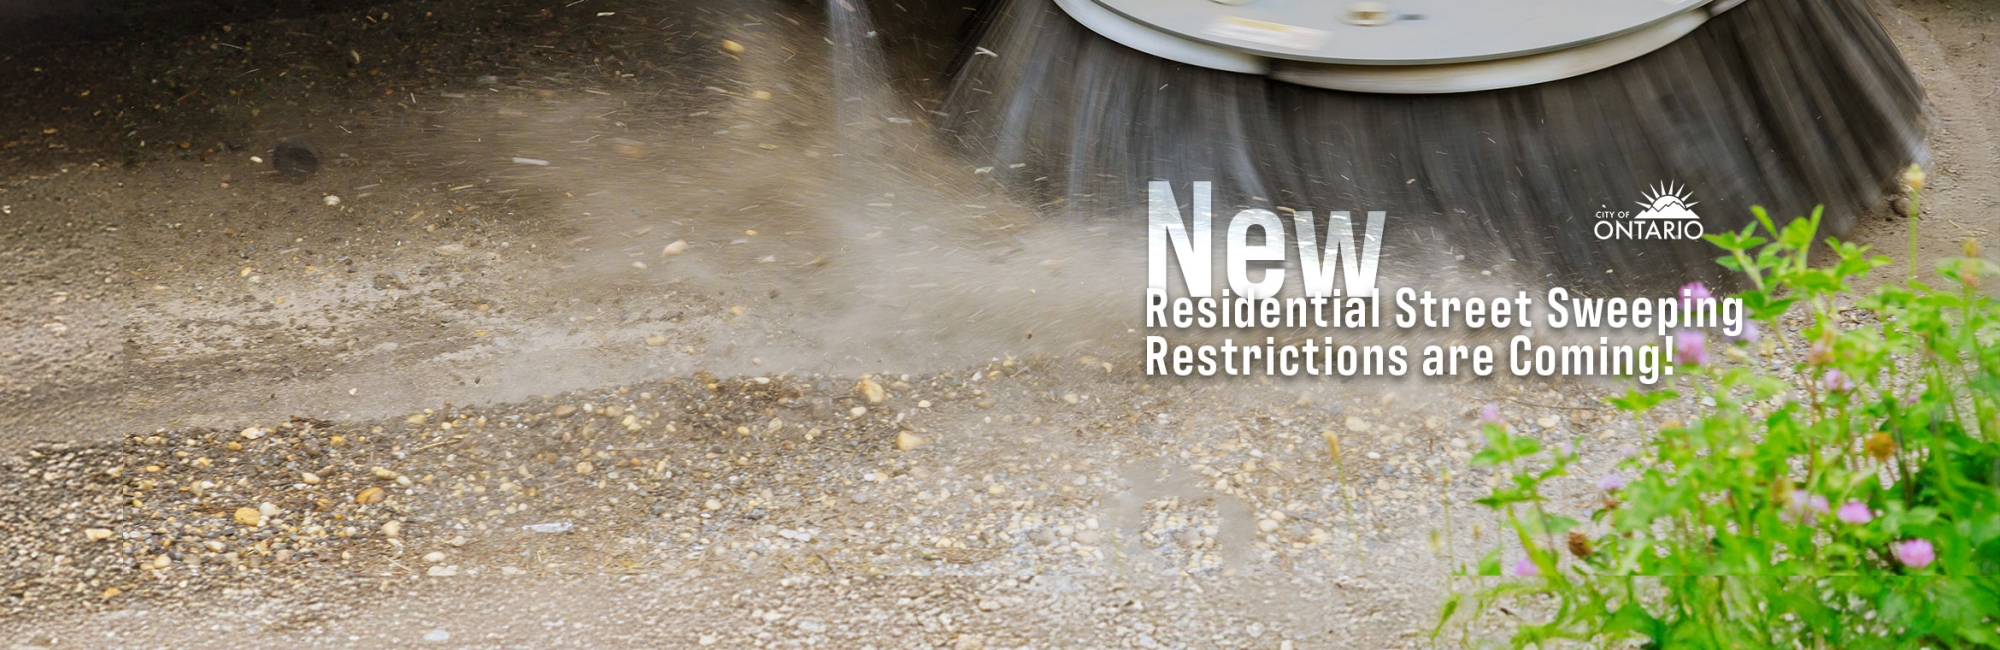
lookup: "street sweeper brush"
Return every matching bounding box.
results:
[936,0,1926,291]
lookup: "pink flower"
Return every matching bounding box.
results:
[1821,369,1857,393]
[1674,330,1708,366]
[1512,558,1539,577]
[1479,404,1502,425]
[1681,282,1712,303]
[1781,490,1830,525]
[1836,502,1873,525]
[1807,339,1834,365]
[1895,539,1936,569]
[1731,321,1761,344]
[1597,472,1627,491]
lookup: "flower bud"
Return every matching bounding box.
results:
[1865,432,1896,462]
[1566,531,1594,558]
[1904,164,1926,193]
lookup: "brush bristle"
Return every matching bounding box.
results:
[937,0,1925,291]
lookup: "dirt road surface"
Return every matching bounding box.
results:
[0,0,1993,648]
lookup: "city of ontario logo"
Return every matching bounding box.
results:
[1594,182,1704,240]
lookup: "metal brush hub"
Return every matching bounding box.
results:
[1051,0,1738,93]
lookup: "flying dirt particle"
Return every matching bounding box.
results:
[663,240,689,256]
[720,39,745,54]
[896,431,926,451]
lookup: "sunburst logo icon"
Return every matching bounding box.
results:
[1593,181,1706,240]
[1633,182,1700,220]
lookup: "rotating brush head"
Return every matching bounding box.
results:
[936,0,1926,292]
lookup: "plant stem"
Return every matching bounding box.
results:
[1907,186,1922,281]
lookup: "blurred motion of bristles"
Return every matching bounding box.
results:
[936,0,1925,292]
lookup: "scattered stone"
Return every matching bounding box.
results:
[523,522,574,534]
[662,240,689,256]
[857,377,886,404]
[553,405,580,418]
[423,630,451,643]
[356,487,387,505]
[83,528,114,541]
[896,431,926,451]
[234,507,263,527]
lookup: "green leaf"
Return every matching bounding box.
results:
[1431,593,1462,639]
[1608,389,1677,413]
